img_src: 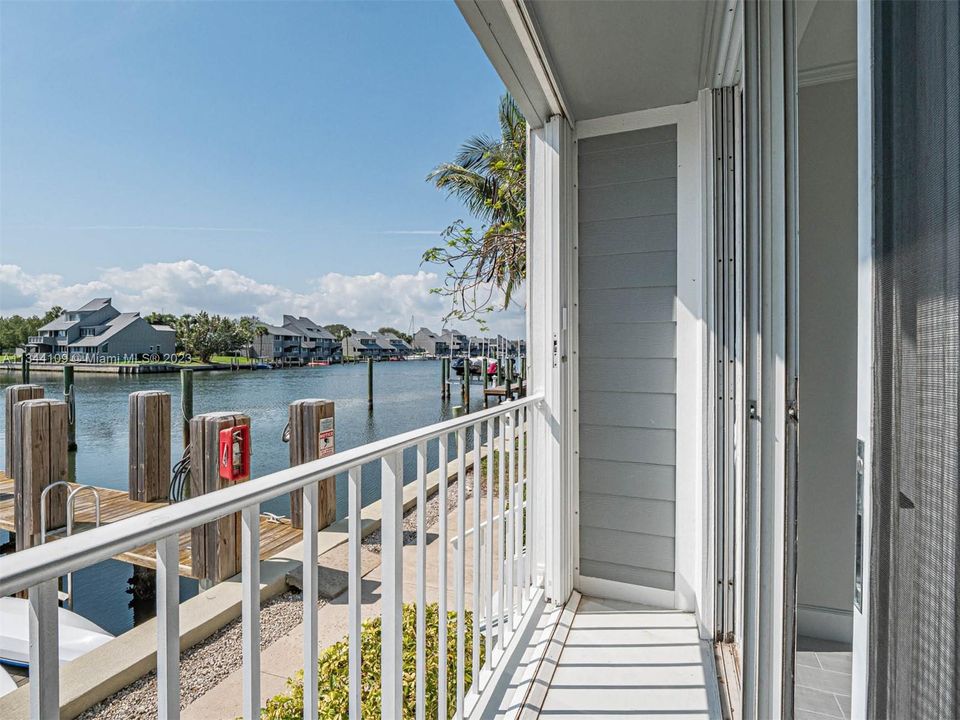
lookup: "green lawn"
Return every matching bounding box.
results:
[210,355,254,365]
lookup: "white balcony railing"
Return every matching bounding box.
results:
[0,394,543,720]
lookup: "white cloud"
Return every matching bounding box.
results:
[0,261,526,336]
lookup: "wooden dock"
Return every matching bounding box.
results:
[0,473,303,578]
[483,381,527,399]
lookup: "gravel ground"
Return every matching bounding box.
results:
[362,468,481,554]
[77,591,316,720]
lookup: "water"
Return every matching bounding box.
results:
[0,361,487,635]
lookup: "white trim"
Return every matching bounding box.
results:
[675,99,706,626]
[577,575,675,610]
[500,0,572,123]
[700,0,744,88]
[851,1,874,716]
[799,60,858,88]
[575,102,692,139]
[797,604,853,644]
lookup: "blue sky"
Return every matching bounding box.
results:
[0,1,523,334]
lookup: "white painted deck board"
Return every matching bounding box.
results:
[538,596,720,719]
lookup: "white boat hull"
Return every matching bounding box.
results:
[0,597,114,667]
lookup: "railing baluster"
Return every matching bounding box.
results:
[506,410,516,634]
[455,427,467,719]
[157,533,180,719]
[484,418,494,668]
[29,578,59,720]
[241,505,261,720]
[497,414,506,651]
[471,423,482,692]
[520,405,530,604]
[302,482,319,720]
[348,467,362,720]
[381,452,403,720]
[415,441,427,720]
[437,434,449,720]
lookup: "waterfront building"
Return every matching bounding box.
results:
[341,330,382,360]
[25,298,175,362]
[281,315,340,362]
[440,328,468,355]
[371,331,413,357]
[411,326,449,356]
[251,323,303,365]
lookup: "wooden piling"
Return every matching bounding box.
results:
[5,385,44,477]
[180,369,194,449]
[12,399,68,550]
[288,399,336,530]
[128,391,172,503]
[367,358,373,408]
[463,367,470,410]
[189,412,251,584]
[63,364,77,451]
[440,358,447,398]
[21,354,29,383]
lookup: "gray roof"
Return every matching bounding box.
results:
[74,298,112,313]
[70,313,141,347]
[258,324,300,338]
[282,315,336,340]
[38,317,78,331]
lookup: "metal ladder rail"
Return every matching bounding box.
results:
[39,481,102,609]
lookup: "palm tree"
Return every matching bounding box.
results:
[425,94,526,321]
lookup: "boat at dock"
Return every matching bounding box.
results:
[0,597,114,667]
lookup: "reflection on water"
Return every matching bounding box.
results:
[0,361,485,634]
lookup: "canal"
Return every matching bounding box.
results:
[0,360,487,634]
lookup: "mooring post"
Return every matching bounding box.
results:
[288,399,336,530]
[21,353,29,383]
[63,364,77,451]
[505,377,513,402]
[180,368,194,449]
[482,358,490,408]
[190,411,251,584]
[5,384,44,477]
[12,399,68,551]
[440,357,447,398]
[367,357,374,408]
[463,367,470,410]
[128,391,172,503]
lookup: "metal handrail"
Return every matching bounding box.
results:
[0,393,542,596]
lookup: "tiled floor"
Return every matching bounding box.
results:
[795,635,852,720]
[538,596,721,719]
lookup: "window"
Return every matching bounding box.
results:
[100,343,109,353]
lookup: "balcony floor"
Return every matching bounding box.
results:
[533,596,721,719]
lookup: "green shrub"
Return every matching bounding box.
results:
[262,603,484,719]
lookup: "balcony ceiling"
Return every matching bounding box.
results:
[526,0,711,121]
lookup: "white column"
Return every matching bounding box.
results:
[527,115,575,605]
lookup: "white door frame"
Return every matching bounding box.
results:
[850,0,873,716]
[571,101,708,632]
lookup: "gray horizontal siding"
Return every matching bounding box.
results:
[579,141,677,188]
[580,426,676,466]
[579,459,675,501]
[580,493,675,537]
[579,559,675,592]
[579,215,677,256]
[578,124,677,155]
[579,358,676,393]
[578,125,678,592]
[579,287,676,323]
[579,251,676,290]
[579,526,675,575]
[579,392,676,429]
[579,177,677,222]
[579,322,676,358]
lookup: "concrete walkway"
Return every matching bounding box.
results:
[183,491,495,718]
